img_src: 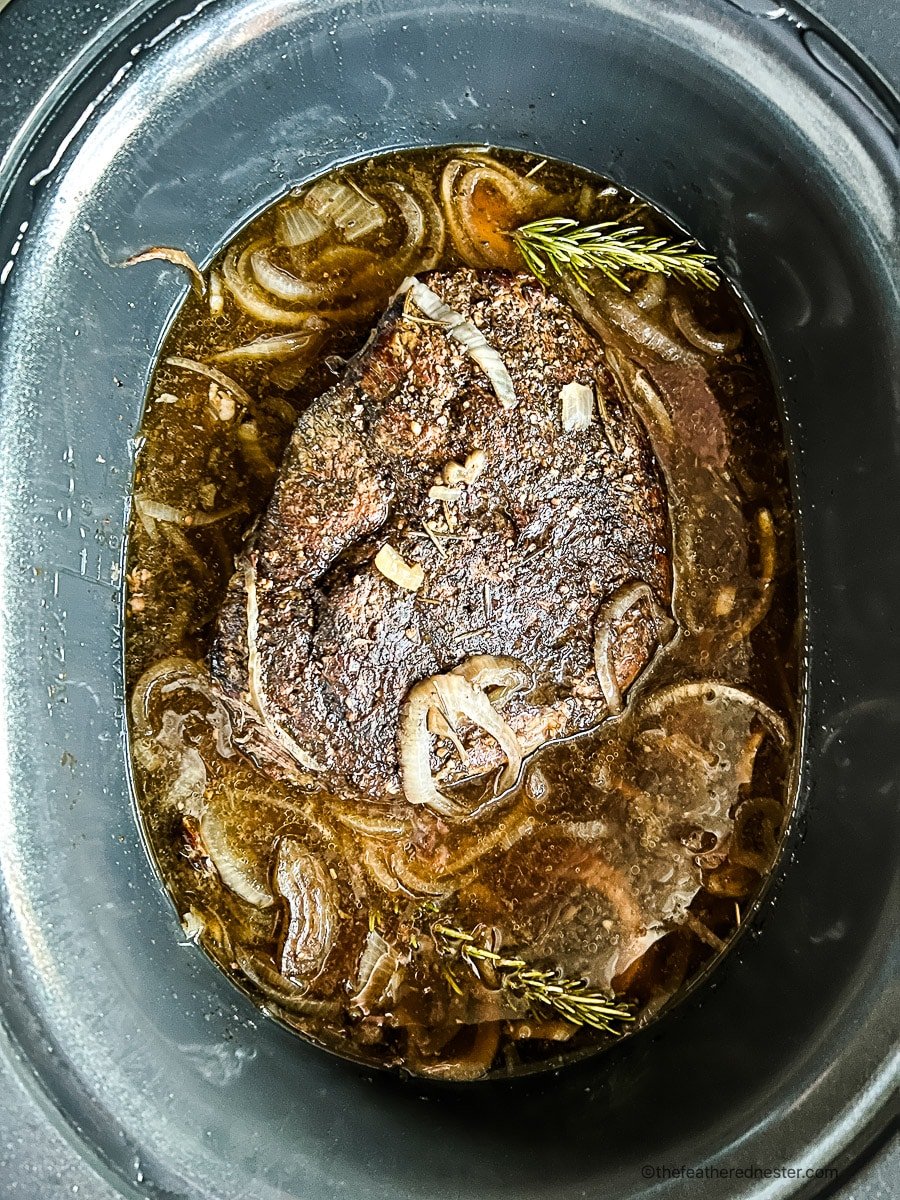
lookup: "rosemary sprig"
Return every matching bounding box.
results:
[512,216,718,294]
[432,922,634,1035]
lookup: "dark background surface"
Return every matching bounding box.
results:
[0,0,896,1197]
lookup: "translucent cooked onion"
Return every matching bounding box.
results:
[407,1021,501,1081]
[235,947,338,1016]
[334,809,410,837]
[222,243,315,326]
[164,355,254,408]
[131,656,211,738]
[721,508,777,651]
[276,203,327,248]
[241,558,325,773]
[374,543,425,591]
[633,273,667,310]
[703,863,758,897]
[267,353,315,391]
[275,838,339,982]
[229,240,387,325]
[121,246,206,297]
[559,381,595,432]
[398,663,525,818]
[356,929,391,986]
[208,269,224,314]
[304,177,386,241]
[670,293,742,354]
[630,367,675,443]
[333,190,386,243]
[250,248,325,303]
[199,809,274,907]
[386,851,456,897]
[640,680,790,747]
[592,582,674,714]
[564,278,702,367]
[351,930,401,1014]
[134,495,246,527]
[384,177,446,270]
[441,156,545,268]
[211,327,324,365]
[304,177,357,219]
[681,910,727,951]
[358,840,406,894]
[166,746,207,811]
[452,655,532,705]
[401,277,516,409]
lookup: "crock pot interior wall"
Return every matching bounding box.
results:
[0,2,897,1198]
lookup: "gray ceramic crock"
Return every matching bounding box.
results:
[0,1,897,1198]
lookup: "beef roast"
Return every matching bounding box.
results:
[210,269,673,813]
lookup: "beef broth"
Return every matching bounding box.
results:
[125,146,800,1079]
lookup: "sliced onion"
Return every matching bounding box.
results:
[167,746,207,811]
[134,495,246,526]
[731,796,783,871]
[275,838,339,982]
[379,181,438,272]
[633,273,667,311]
[385,177,446,270]
[630,366,675,443]
[199,809,274,907]
[358,840,404,893]
[250,248,324,303]
[441,157,545,268]
[593,582,675,714]
[387,850,456,897]
[134,496,181,525]
[351,930,400,1014]
[304,177,357,217]
[235,947,338,1016]
[208,268,224,313]
[681,910,727,951]
[408,1021,500,1081]
[131,656,212,737]
[640,681,791,746]
[564,278,702,368]
[241,558,325,772]
[559,380,594,432]
[670,293,742,355]
[333,190,386,242]
[164,355,254,408]
[451,655,532,705]
[222,243,314,327]
[721,508,777,651]
[334,809,410,837]
[401,277,516,409]
[304,178,386,242]
[398,667,524,818]
[120,246,206,297]
[268,352,316,391]
[374,543,424,591]
[276,203,326,248]
[211,327,323,364]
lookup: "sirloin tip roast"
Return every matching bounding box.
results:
[209,268,673,816]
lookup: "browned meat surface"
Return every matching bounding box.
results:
[210,269,672,807]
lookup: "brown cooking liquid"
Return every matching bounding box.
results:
[125,147,800,1079]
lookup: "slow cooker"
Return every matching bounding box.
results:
[0,1,896,1197]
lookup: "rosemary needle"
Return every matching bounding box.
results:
[432,922,634,1035]
[512,216,719,294]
